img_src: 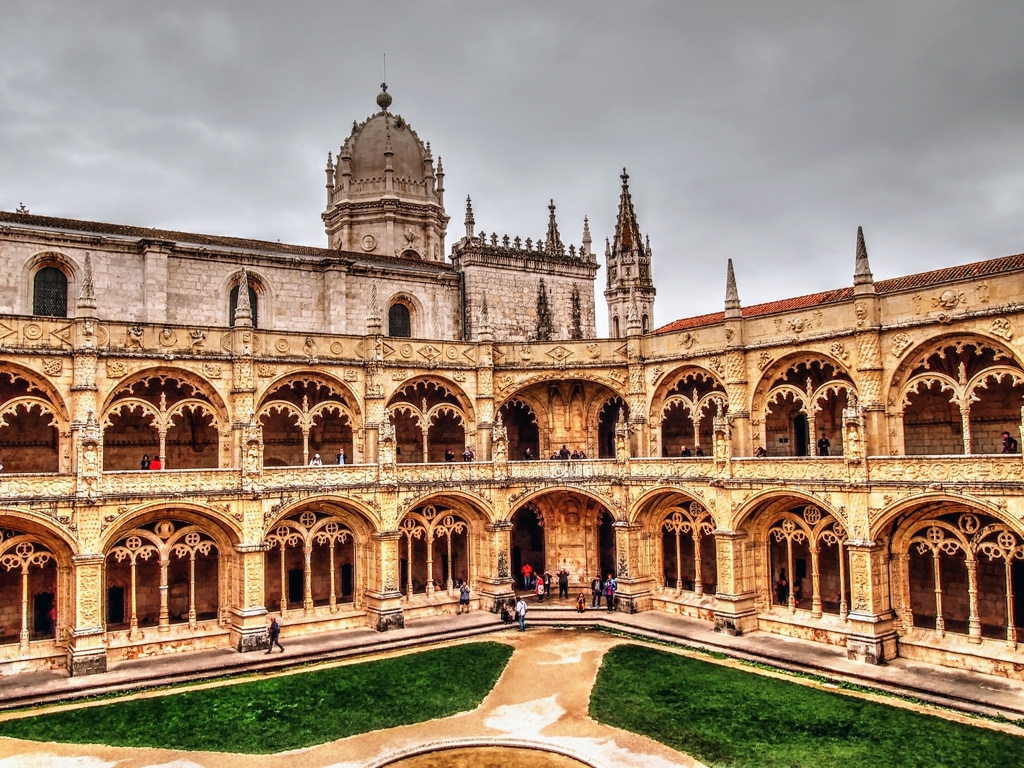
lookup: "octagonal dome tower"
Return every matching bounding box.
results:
[322,84,450,262]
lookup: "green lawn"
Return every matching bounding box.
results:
[0,641,512,754]
[590,644,1024,768]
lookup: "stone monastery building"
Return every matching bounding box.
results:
[2,84,1024,681]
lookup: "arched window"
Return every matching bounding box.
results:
[612,316,620,339]
[388,303,411,338]
[642,314,650,334]
[33,267,68,317]
[229,284,259,328]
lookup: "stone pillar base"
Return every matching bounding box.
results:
[713,594,758,636]
[230,607,270,653]
[846,615,899,664]
[366,591,405,632]
[371,606,405,632]
[68,648,107,677]
[67,626,107,676]
[477,577,515,613]
[614,586,652,613]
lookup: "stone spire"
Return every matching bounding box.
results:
[76,252,97,312]
[724,258,741,318]
[435,156,445,207]
[465,195,475,239]
[545,200,564,255]
[367,281,382,335]
[582,216,592,259]
[854,225,875,295]
[325,151,335,206]
[605,168,655,338]
[233,266,252,327]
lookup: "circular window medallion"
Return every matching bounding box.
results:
[24,323,43,340]
[361,234,377,252]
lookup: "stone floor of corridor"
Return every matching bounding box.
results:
[2,601,1024,768]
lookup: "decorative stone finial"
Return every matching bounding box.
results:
[854,225,875,294]
[477,295,493,342]
[233,266,253,327]
[582,216,592,257]
[465,195,475,239]
[367,281,382,334]
[77,251,97,312]
[376,82,392,112]
[545,200,564,255]
[724,258,741,318]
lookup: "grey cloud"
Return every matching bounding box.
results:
[2,1,1023,333]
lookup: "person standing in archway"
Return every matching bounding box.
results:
[603,573,617,612]
[590,574,602,608]
[557,568,569,599]
[521,562,533,591]
[817,432,831,456]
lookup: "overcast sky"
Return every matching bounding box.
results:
[3,2,1023,336]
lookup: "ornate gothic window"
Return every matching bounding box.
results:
[388,303,411,338]
[229,284,259,328]
[32,267,68,317]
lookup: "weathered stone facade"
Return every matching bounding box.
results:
[2,88,1024,684]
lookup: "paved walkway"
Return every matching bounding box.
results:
[1,604,1024,766]
[0,629,699,768]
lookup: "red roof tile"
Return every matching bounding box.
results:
[654,252,1024,335]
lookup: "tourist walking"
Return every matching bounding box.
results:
[603,574,617,612]
[590,575,602,608]
[515,595,528,631]
[457,580,471,614]
[266,617,284,653]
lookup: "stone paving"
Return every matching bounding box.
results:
[0,628,700,768]
[2,603,1024,767]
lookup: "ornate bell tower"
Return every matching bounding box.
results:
[605,169,655,338]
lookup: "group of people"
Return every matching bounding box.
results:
[139,453,162,470]
[308,449,347,466]
[443,445,477,462]
[679,445,705,457]
[522,445,588,460]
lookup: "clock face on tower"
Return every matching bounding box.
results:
[361,234,377,252]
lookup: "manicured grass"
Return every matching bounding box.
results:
[0,642,513,754]
[590,644,1024,768]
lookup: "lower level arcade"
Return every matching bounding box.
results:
[3,489,1024,679]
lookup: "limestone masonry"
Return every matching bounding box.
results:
[2,85,1024,682]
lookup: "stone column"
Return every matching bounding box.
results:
[66,554,107,676]
[845,539,898,664]
[478,521,515,612]
[230,544,271,653]
[712,530,758,635]
[365,531,405,632]
[611,521,652,613]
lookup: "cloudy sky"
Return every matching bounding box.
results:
[3,2,1023,335]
